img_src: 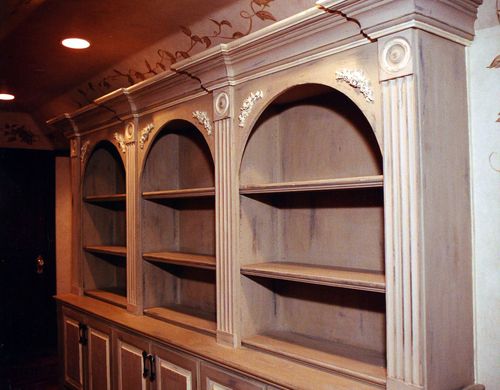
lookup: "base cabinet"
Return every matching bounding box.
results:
[61,308,112,390]
[61,305,276,390]
[115,331,150,390]
[200,364,266,390]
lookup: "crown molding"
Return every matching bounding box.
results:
[126,69,206,114]
[46,113,79,138]
[318,0,482,43]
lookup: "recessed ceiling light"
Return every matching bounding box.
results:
[62,38,90,49]
[0,93,15,101]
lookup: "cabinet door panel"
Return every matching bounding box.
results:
[152,344,198,390]
[63,316,84,390]
[200,364,265,390]
[115,332,149,390]
[88,326,111,390]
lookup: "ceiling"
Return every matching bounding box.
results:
[0,0,238,117]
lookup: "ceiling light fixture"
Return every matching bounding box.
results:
[62,38,90,49]
[0,93,15,101]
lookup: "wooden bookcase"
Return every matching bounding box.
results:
[239,85,386,384]
[141,119,216,334]
[82,141,127,308]
[51,2,482,389]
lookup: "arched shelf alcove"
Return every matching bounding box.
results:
[238,84,387,384]
[81,140,127,308]
[140,119,216,335]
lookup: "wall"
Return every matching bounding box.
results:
[56,156,72,294]
[468,0,500,388]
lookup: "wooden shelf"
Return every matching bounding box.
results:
[143,251,216,269]
[242,331,386,386]
[85,288,127,308]
[143,187,215,200]
[84,193,126,203]
[84,245,127,257]
[240,175,383,195]
[241,262,385,293]
[144,305,216,335]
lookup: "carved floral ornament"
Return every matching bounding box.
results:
[335,69,374,103]
[80,140,90,163]
[139,123,155,149]
[114,132,126,154]
[70,139,78,157]
[193,111,213,136]
[238,90,264,128]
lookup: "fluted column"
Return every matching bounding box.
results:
[213,89,239,347]
[123,121,141,314]
[70,136,84,295]
[379,31,424,390]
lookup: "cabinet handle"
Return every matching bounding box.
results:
[142,351,149,378]
[78,323,88,346]
[148,354,156,382]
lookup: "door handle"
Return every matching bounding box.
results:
[36,255,44,274]
[142,351,149,378]
[148,354,156,382]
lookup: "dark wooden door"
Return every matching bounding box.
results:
[0,148,56,365]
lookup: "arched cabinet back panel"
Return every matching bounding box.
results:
[140,119,217,335]
[238,84,386,385]
[81,140,127,307]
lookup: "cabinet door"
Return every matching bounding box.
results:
[152,344,198,390]
[115,330,150,390]
[62,312,84,390]
[87,319,112,390]
[200,364,266,390]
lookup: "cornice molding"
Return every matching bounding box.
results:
[127,70,206,114]
[317,0,481,43]
[48,0,482,134]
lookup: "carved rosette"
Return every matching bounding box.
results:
[335,69,374,102]
[80,140,90,163]
[193,111,213,136]
[381,38,411,74]
[215,92,230,118]
[139,123,154,149]
[238,90,264,128]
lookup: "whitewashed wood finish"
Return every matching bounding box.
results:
[117,340,148,390]
[214,88,239,346]
[382,74,422,389]
[125,121,141,313]
[63,317,84,389]
[88,327,111,390]
[50,1,482,389]
[207,380,232,390]
[70,136,84,296]
[157,359,193,389]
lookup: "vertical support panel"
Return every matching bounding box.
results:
[214,89,239,346]
[71,136,84,295]
[124,121,141,313]
[382,75,423,390]
[379,31,424,390]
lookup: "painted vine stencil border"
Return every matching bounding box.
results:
[74,0,278,107]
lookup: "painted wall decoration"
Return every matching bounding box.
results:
[0,112,53,149]
[1,122,39,145]
[74,0,280,106]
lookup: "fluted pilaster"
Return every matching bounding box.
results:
[214,90,239,346]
